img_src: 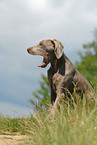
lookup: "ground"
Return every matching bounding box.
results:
[0,134,30,145]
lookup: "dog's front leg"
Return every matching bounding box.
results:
[50,88,56,103]
[53,75,73,109]
[53,92,64,109]
[49,91,64,115]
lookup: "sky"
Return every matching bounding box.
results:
[0,0,97,117]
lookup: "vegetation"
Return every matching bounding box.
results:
[28,74,50,110]
[0,29,97,144]
[25,94,97,145]
[0,116,26,135]
[0,92,97,144]
[76,29,97,87]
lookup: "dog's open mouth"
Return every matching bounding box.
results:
[38,57,49,68]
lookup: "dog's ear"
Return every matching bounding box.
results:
[52,39,64,59]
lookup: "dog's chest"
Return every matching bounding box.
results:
[48,68,63,90]
[52,72,63,88]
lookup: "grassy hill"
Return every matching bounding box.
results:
[0,90,97,144]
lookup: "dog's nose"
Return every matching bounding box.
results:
[27,48,30,53]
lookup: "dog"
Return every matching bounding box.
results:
[27,39,94,108]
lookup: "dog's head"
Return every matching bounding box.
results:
[27,39,64,68]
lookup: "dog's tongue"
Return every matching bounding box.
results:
[38,62,46,67]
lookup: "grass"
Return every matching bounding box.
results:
[0,116,26,135]
[0,88,97,145]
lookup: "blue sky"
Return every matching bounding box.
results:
[0,0,97,117]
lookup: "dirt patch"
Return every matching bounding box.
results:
[0,135,30,145]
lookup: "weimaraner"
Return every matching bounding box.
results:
[27,39,94,107]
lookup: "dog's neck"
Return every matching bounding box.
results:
[50,54,66,75]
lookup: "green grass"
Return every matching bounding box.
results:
[24,90,97,145]
[0,89,97,145]
[0,116,26,135]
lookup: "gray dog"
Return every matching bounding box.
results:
[27,39,94,107]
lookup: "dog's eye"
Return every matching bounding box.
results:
[51,40,55,48]
[39,42,43,46]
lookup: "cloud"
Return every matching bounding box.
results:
[1,0,97,53]
[47,0,65,8]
